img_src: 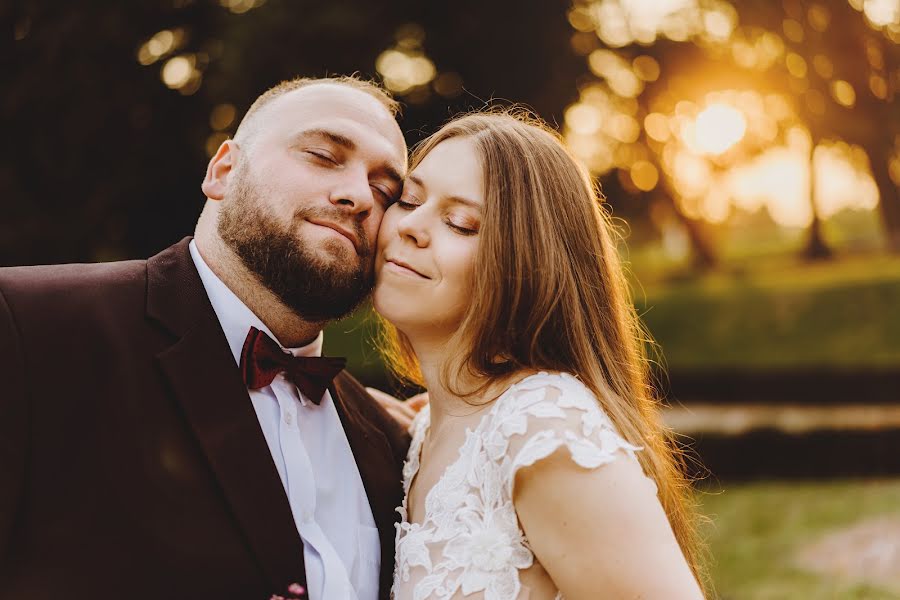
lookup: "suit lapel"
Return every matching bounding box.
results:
[330,373,405,595]
[147,238,305,591]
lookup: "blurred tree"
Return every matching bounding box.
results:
[564,0,899,268]
[736,0,899,253]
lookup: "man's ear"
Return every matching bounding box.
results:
[201,139,239,201]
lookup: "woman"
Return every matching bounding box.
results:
[374,110,706,599]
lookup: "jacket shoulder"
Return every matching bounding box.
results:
[0,260,148,324]
[0,260,147,295]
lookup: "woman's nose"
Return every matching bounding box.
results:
[396,208,431,247]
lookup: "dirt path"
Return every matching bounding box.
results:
[795,515,900,592]
[663,404,900,435]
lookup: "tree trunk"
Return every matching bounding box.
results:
[804,213,832,260]
[677,209,718,269]
[804,143,833,261]
[651,181,718,270]
[871,149,900,253]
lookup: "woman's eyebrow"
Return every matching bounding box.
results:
[407,174,426,190]
[407,174,480,209]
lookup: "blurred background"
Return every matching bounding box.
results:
[4,0,900,596]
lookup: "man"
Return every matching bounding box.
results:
[0,76,410,600]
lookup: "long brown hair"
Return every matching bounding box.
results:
[378,108,706,586]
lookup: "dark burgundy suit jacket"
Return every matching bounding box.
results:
[0,237,410,600]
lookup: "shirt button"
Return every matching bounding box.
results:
[284,412,293,425]
[302,511,312,523]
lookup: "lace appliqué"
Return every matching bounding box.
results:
[392,372,643,600]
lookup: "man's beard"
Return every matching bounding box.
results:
[218,164,373,322]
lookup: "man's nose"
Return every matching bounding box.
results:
[330,170,375,216]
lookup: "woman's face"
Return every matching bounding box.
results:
[374,136,484,340]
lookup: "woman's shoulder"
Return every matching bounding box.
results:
[495,370,608,420]
[489,370,642,474]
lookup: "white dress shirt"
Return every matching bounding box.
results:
[189,240,380,600]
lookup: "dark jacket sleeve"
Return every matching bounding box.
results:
[338,372,412,466]
[0,284,27,559]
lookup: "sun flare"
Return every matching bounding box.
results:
[691,103,747,155]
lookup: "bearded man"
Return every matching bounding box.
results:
[0,76,410,600]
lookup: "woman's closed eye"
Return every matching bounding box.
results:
[394,195,479,235]
[394,197,422,210]
[446,216,478,236]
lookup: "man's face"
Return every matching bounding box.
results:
[217,84,407,322]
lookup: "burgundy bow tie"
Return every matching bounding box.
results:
[239,327,346,405]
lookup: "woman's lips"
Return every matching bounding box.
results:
[385,258,430,279]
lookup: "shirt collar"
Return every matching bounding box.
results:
[189,239,324,365]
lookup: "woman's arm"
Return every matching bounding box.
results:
[514,448,703,599]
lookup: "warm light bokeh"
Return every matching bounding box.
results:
[565,0,893,239]
[689,103,747,155]
[375,24,449,103]
[861,0,900,28]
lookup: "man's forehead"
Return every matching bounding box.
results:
[265,84,404,146]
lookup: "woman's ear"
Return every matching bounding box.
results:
[201,139,239,201]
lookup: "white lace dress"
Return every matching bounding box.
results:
[392,372,649,600]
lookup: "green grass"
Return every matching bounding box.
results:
[633,254,900,370]
[700,479,900,599]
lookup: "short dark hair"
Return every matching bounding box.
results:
[233,75,400,147]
